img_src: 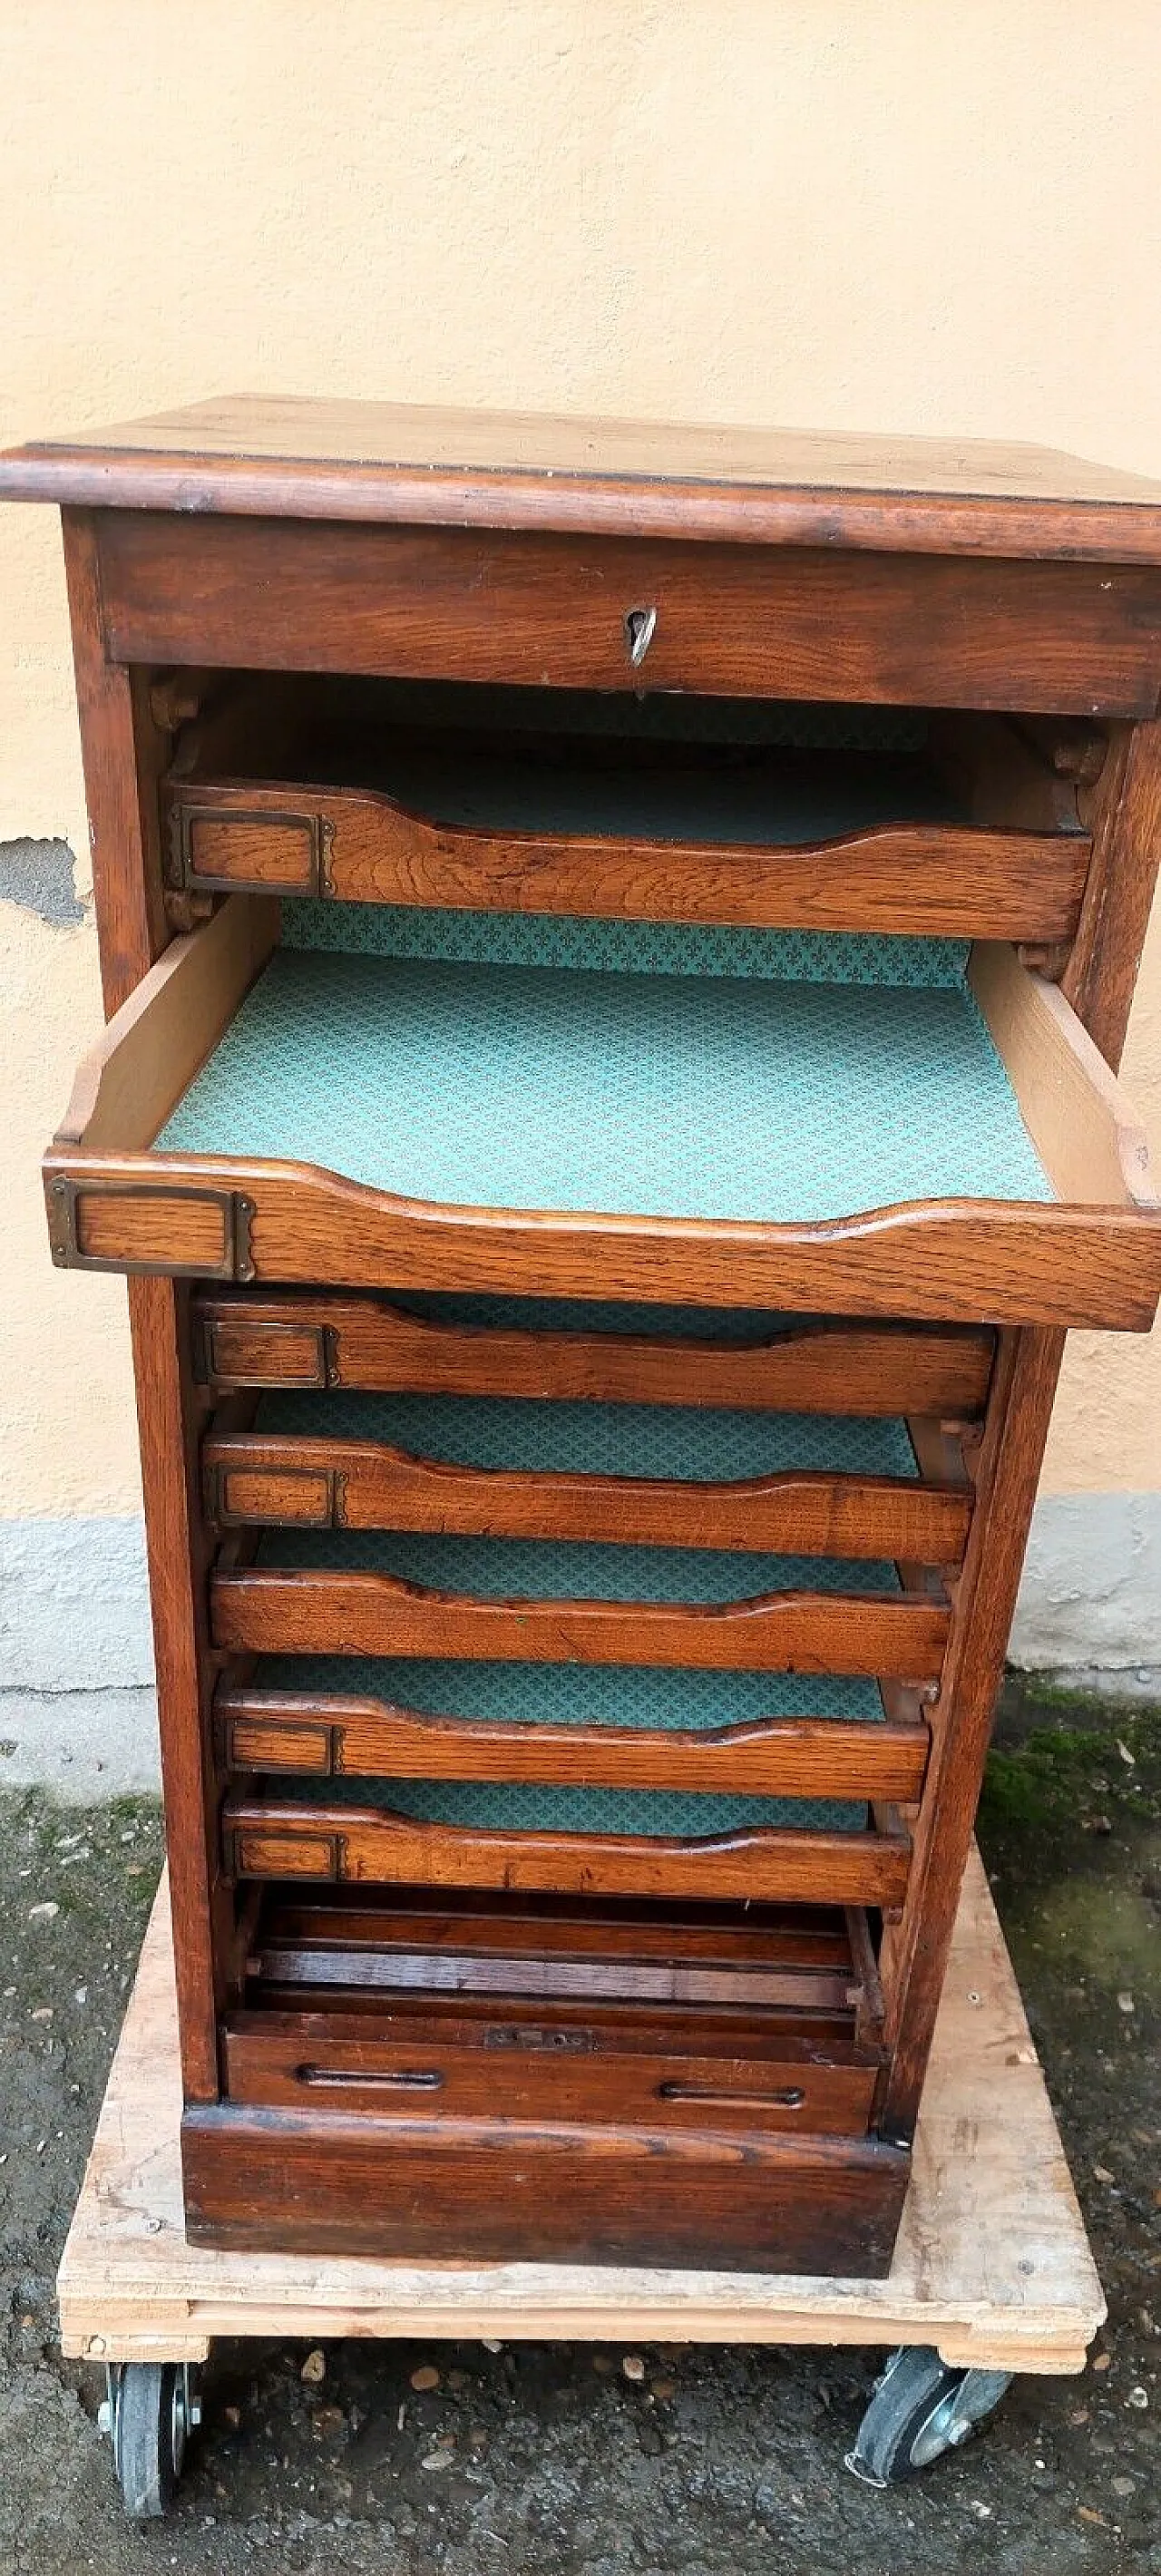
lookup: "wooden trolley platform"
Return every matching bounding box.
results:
[60,1846,1103,2379]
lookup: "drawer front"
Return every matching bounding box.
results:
[215,1675,932,1803]
[164,773,1088,946]
[221,1791,911,1909]
[201,1422,972,1565]
[223,2015,878,2137]
[210,1557,950,1677]
[98,511,1161,716]
[194,1294,997,1420]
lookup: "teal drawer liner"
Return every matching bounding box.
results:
[323,739,955,847]
[391,1293,820,1341]
[251,1390,918,1483]
[251,1654,883,1731]
[253,1525,901,1602]
[158,951,1050,1224]
[262,1771,869,1842]
[282,905,971,986]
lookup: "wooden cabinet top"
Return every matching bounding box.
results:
[4,395,1161,561]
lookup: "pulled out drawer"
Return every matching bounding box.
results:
[44,896,1161,1327]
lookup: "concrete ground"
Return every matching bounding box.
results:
[0,1682,1158,2574]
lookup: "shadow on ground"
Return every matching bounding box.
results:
[0,1683,1158,2573]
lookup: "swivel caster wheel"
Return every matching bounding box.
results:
[98,2361,201,2517]
[846,2346,1012,2483]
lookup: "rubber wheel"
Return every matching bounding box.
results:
[846,2347,1012,2483]
[111,2362,188,2518]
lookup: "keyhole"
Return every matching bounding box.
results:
[624,605,658,668]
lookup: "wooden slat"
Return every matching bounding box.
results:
[195,1297,997,1420]
[202,1429,972,1562]
[223,1793,912,1907]
[968,941,1159,1208]
[210,1565,950,1677]
[52,893,278,1154]
[215,1683,931,1799]
[169,776,1088,943]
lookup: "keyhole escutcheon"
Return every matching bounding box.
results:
[624,604,658,668]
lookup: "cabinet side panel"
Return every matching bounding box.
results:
[60,509,221,2098]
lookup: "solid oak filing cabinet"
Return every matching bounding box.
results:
[5,403,1161,2278]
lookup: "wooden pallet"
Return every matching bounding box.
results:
[58,1847,1103,2376]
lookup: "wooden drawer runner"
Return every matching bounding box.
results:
[44,897,1161,1327]
[244,1886,881,2019]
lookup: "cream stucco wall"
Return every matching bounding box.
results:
[1,3,1159,1556]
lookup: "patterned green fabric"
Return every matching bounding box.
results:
[255,1523,900,1604]
[254,1390,918,1482]
[351,744,951,848]
[394,1293,817,1341]
[158,951,1050,1221]
[278,1769,868,1840]
[282,904,970,985]
[256,1654,883,1731]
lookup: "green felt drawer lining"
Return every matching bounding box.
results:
[158,951,1050,1225]
[250,1390,919,1483]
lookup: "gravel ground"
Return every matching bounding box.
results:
[0,1684,1158,2574]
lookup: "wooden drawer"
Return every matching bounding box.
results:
[221,1781,911,1908]
[210,1527,949,1677]
[201,1389,972,1564]
[43,896,1161,1327]
[222,2003,880,2137]
[215,1663,931,1803]
[163,687,1090,943]
[193,1293,997,1420]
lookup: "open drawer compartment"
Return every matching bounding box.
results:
[44,895,1161,1326]
[162,677,1091,943]
[201,1387,972,1563]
